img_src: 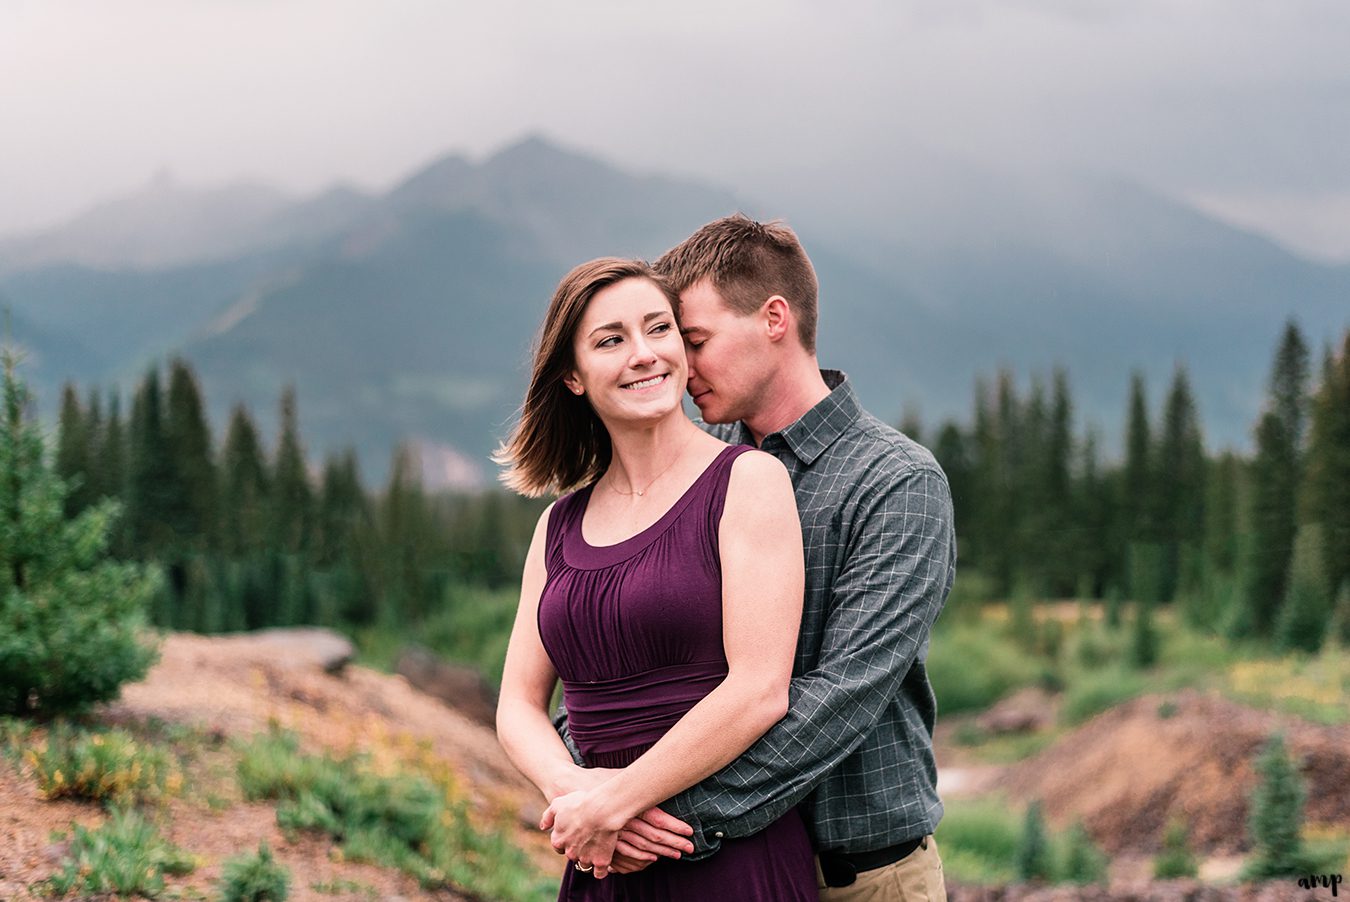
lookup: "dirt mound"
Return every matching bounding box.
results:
[2,630,556,901]
[999,690,1350,854]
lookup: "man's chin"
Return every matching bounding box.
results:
[694,402,735,425]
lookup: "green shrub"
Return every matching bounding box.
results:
[27,723,178,805]
[235,727,551,902]
[1153,818,1198,879]
[0,352,160,718]
[928,624,1041,714]
[1058,821,1108,884]
[218,842,289,902]
[1129,598,1160,669]
[936,798,1022,882]
[1244,733,1308,879]
[418,583,518,685]
[1060,667,1146,725]
[1016,801,1054,882]
[44,807,194,897]
[1276,526,1333,654]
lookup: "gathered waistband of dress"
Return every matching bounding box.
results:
[563,661,727,759]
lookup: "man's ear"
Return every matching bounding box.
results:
[763,296,792,343]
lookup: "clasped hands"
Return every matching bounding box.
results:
[542,766,694,879]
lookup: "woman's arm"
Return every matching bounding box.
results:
[543,450,804,876]
[496,503,581,802]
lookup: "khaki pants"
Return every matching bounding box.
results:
[817,836,947,902]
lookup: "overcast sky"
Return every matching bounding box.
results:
[3,0,1349,260]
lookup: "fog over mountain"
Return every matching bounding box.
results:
[2,136,1346,488]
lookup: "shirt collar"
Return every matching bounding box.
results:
[761,370,860,465]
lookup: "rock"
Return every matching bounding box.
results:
[395,645,498,727]
[976,687,1058,735]
[242,627,355,674]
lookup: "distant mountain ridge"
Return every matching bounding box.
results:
[1,135,1346,488]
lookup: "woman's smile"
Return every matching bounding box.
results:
[621,373,669,391]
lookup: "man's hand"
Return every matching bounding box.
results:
[620,807,695,860]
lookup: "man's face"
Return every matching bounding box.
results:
[678,278,770,425]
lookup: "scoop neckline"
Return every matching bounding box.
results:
[564,444,741,570]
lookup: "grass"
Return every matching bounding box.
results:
[218,842,290,902]
[1222,645,1350,725]
[1059,666,1147,725]
[937,798,1109,887]
[41,806,196,898]
[952,723,1062,764]
[25,722,181,806]
[936,798,1022,884]
[351,583,517,686]
[927,623,1042,714]
[236,726,552,901]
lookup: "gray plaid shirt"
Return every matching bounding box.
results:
[666,370,956,857]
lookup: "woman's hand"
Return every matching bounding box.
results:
[546,765,694,875]
[541,786,628,879]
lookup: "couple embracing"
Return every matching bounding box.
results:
[495,215,956,901]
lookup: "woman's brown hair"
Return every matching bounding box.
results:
[494,257,680,497]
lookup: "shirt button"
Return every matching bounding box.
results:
[713,831,724,839]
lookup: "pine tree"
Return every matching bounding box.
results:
[1245,733,1307,878]
[378,444,435,624]
[1075,429,1114,599]
[933,421,972,553]
[1274,525,1332,653]
[314,449,375,625]
[1036,370,1075,596]
[1153,818,1198,879]
[126,366,177,562]
[82,388,106,500]
[1061,821,1108,885]
[1016,801,1054,882]
[1301,331,1350,600]
[55,383,93,516]
[898,406,922,446]
[971,376,1005,590]
[0,348,160,716]
[1246,322,1311,638]
[1270,319,1311,451]
[270,387,312,557]
[164,358,217,550]
[101,393,129,556]
[1123,371,1154,545]
[1157,365,1205,602]
[220,405,270,558]
[1129,596,1159,668]
[1247,411,1299,635]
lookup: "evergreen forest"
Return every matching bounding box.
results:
[19,316,1350,668]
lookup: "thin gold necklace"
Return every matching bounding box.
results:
[607,431,696,497]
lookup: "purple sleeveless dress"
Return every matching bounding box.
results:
[539,444,818,902]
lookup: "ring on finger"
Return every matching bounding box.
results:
[574,861,594,873]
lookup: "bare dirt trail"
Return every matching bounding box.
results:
[1,630,559,901]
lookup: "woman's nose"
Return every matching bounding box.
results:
[629,338,657,366]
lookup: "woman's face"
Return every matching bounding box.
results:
[563,277,687,427]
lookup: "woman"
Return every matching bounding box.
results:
[494,258,817,900]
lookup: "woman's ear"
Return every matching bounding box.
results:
[563,373,584,396]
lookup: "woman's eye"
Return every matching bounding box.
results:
[597,335,621,348]
[650,322,672,335]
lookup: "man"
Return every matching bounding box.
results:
[563,214,956,900]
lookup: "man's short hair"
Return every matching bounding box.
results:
[654,214,819,353]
